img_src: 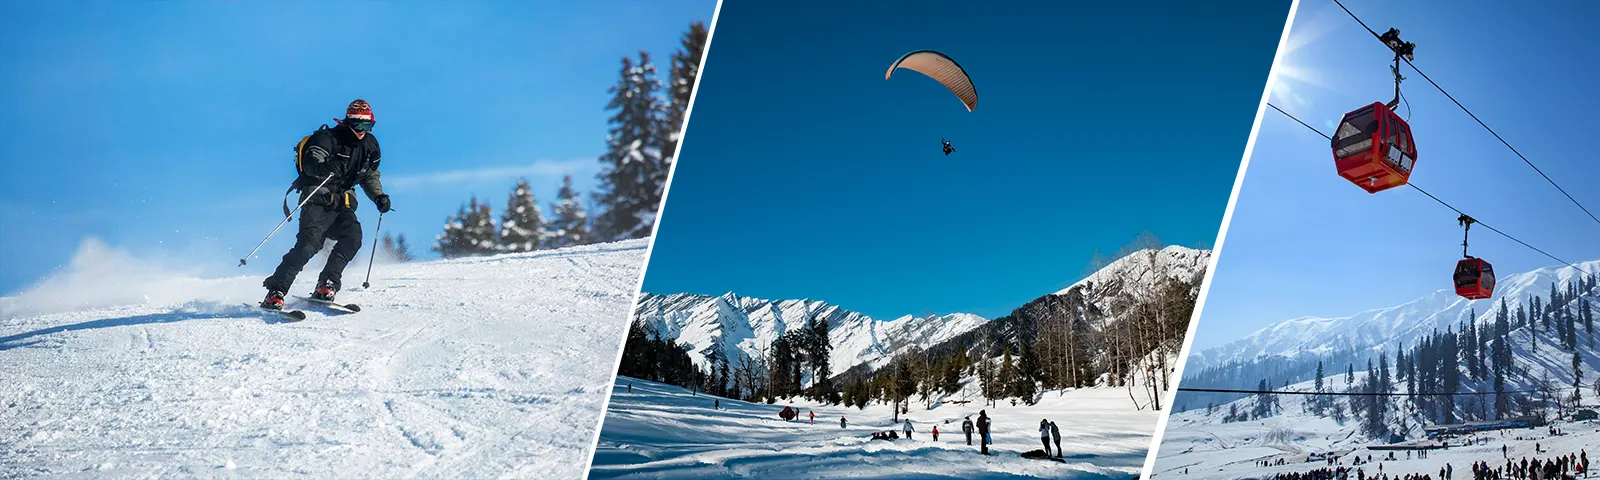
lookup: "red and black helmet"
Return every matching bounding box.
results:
[346,99,374,122]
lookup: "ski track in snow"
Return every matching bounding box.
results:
[589,377,1156,480]
[0,239,649,478]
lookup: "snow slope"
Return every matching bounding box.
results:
[0,238,648,478]
[589,376,1156,480]
[1186,260,1600,373]
[632,292,987,379]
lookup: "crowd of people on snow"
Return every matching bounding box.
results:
[1252,447,1590,480]
[768,404,1074,458]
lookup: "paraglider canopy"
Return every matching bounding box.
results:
[886,50,978,112]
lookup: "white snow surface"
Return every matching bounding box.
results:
[589,376,1158,480]
[632,292,988,381]
[1186,260,1600,372]
[0,238,650,478]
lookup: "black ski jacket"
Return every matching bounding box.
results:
[298,125,385,209]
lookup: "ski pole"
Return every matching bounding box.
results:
[362,211,384,289]
[238,174,336,266]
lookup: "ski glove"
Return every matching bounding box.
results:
[375,194,392,213]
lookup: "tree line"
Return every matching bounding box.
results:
[1225,273,1599,441]
[427,21,709,259]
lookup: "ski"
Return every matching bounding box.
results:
[294,296,361,313]
[245,303,307,321]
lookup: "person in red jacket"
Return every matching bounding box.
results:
[809,410,815,424]
[932,425,940,442]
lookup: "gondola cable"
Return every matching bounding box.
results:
[1333,0,1600,228]
[1267,102,1584,272]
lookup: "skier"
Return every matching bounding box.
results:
[1039,419,1052,456]
[809,410,814,425]
[840,416,847,429]
[261,99,390,309]
[977,410,992,455]
[962,416,974,445]
[932,425,939,442]
[715,399,720,410]
[1050,420,1062,458]
[902,418,914,440]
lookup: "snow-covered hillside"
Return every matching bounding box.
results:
[632,292,987,379]
[1059,245,1211,298]
[590,375,1157,480]
[0,238,648,478]
[1186,260,1600,373]
[1158,260,1600,479]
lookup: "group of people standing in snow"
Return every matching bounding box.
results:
[1258,447,1589,480]
[894,411,999,455]
[1038,418,1063,458]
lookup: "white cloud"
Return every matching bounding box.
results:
[384,158,595,190]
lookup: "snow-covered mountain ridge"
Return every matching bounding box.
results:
[1185,259,1600,374]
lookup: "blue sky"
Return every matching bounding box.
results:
[640,0,1291,320]
[0,0,716,295]
[1191,0,1600,349]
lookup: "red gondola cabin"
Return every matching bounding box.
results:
[1454,257,1494,300]
[1332,102,1417,194]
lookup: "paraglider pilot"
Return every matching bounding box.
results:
[942,138,955,156]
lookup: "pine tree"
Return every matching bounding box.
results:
[593,52,668,241]
[394,234,414,262]
[434,202,477,258]
[546,175,591,248]
[660,21,709,190]
[462,197,498,255]
[498,178,545,253]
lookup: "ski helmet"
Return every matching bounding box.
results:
[346,99,374,122]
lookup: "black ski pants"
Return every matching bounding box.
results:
[264,202,363,292]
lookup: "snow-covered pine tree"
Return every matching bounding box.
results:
[460,197,499,256]
[434,204,473,258]
[393,234,414,262]
[546,175,591,249]
[593,52,667,242]
[498,178,545,253]
[658,21,709,196]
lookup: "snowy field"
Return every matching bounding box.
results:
[588,376,1158,480]
[1152,370,1600,480]
[1154,413,1599,480]
[0,238,649,478]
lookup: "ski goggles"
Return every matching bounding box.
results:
[347,119,376,132]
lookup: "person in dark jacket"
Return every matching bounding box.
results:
[962,416,974,445]
[977,410,991,455]
[261,99,391,309]
[1050,421,1062,458]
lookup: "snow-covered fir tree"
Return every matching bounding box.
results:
[379,232,414,262]
[434,205,473,258]
[546,175,590,249]
[436,197,498,258]
[497,178,545,253]
[658,22,709,201]
[393,234,414,262]
[592,51,667,242]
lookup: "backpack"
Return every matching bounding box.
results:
[284,124,333,218]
